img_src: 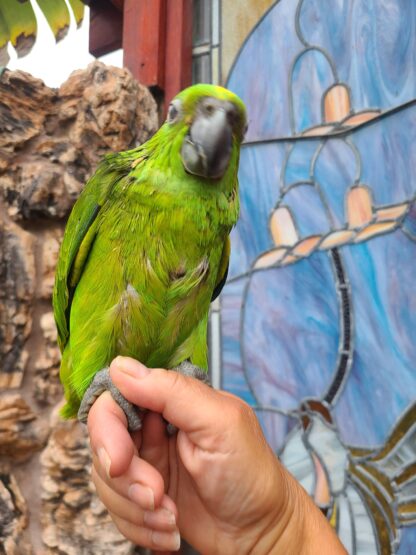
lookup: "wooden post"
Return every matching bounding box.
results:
[89,0,193,110]
[164,0,193,108]
[123,0,167,92]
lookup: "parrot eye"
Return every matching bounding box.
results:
[167,100,182,124]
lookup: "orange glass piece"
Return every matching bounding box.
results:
[312,453,331,507]
[302,124,335,137]
[376,203,408,221]
[355,221,397,242]
[343,111,380,126]
[324,84,351,123]
[254,248,287,269]
[280,253,298,266]
[320,230,355,249]
[293,235,321,256]
[347,186,373,228]
[269,207,299,246]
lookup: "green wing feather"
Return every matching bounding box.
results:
[53,155,130,352]
[211,236,230,302]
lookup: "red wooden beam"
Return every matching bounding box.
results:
[88,0,193,114]
[122,0,167,91]
[164,0,193,108]
[88,0,123,58]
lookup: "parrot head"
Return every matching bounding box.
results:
[156,84,247,181]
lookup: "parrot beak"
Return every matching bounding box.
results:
[181,102,233,179]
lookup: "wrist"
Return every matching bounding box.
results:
[247,462,347,555]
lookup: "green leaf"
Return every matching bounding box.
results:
[0,10,10,66]
[67,0,84,28]
[37,0,70,42]
[0,0,85,64]
[0,0,37,57]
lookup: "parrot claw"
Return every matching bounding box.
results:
[172,360,211,385]
[166,422,178,436]
[78,367,143,432]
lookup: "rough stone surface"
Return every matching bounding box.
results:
[0,220,35,388]
[38,229,63,300]
[0,61,158,221]
[0,470,31,555]
[0,394,46,462]
[33,312,62,405]
[0,63,158,553]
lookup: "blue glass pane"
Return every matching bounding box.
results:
[279,184,330,237]
[398,528,416,555]
[283,141,319,187]
[240,252,340,410]
[313,139,359,226]
[353,106,416,206]
[402,202,416,240]
[333,230,416,446]
[228,142,286,279]
[291,49,335,133]
[299,0,416,110]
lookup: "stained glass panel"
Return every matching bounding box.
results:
[221,1,416,552]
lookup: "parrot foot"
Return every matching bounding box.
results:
[165,361,211,436]
[78,368,143,432]
[172,360,211,384]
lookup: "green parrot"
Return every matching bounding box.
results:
[52,84,247,430]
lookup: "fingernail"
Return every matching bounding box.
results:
[112,356,150,378]
[97,447,111,478]
[128,483,155,511]
[151,530,181,551]
[144,508,176,529]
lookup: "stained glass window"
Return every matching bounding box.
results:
[220,1,416,552]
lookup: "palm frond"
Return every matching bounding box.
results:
[0,0,37,58]
[0,0,85,64]
[67,0,84,28]
[37,0,70,42]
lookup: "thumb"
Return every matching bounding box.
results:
[109,356,235,448]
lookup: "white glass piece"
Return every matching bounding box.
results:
[307,416,348,494]
[376,424,416,477]
[280,425,315,493]
[337,493,354,554]
[347,486,378,554]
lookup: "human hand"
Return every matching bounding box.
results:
[88,356,346,554]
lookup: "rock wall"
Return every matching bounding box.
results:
[0,61,158,554]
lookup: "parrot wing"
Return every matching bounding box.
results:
[53,154,130,352]
[211,235,230,302]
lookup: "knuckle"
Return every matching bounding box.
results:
[167,368,184,392]
[228,398,254,425]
